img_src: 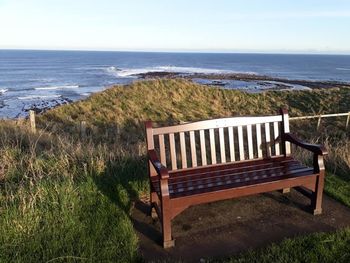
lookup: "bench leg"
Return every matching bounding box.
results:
[161,198,175,248]
[150,191,158,219]
[311,173,325,215]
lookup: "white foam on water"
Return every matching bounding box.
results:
[336,68,350,71]
[105,65,254,78]
[35,85,80,90]
[18,95,62,100]
[0,88,8,94]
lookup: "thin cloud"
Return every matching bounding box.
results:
[228,11,350,20]
[280,11,350,18]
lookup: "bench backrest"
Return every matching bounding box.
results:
[146,109,291,172]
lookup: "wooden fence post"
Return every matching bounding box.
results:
[80,121,86,139]
[317,115,321,130]
[346,112,350,130]
[29,110,36,133]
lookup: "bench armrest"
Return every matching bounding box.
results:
[148,150,169,179]
[282,133,328,156]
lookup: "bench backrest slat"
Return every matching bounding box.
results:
[159,134,166,166]
[146,111,290,172]
[281,109,291,155]
[189,131,197,168]
[219,127,226,163]
[169,133,177,170]
[265,123,271,158]
[179,132,187,169]
[209,129,217,165]
[247,124,253,159]
[274,121,280,156]
[200,130,207,166]
[228,126,235,162]
[256,123,263,158]
[237,126,244,160]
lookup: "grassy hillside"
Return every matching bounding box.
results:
[40,79,350,132]
[1,79,350,262]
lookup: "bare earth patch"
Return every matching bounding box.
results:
[132,190,350,262]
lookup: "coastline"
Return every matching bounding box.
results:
[136,71,350,89]
[3,72,350,119]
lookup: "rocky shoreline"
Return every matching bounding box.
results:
[0,97,73,119]
[135,71,350,90]
[20,97,73,116]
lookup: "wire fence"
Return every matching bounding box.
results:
[27,110,350,136]
[290,112,350,130]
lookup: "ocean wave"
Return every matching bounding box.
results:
[29,78,57,82]
[336,68,350,71]
[0,88,8,94]
[18,95,62,100]
[105,66,253,78]
[35,85,80,90]
[106,66,121,72]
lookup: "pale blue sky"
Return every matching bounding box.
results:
[1,0,350,53]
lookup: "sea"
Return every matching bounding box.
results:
[0,50,350,118]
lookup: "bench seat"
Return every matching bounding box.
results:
[145,109,327,248]
[151,157,314,199]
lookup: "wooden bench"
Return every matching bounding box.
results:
[145,109,327,248]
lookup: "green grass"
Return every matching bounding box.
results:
[1,79,350,262]
[325,175,350,208]
[0,122,145,262]
[217,228,350,263]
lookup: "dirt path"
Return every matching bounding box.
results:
[132,190,350,262]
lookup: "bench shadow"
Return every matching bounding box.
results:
[132,201,163,245]
[92,155,165,247]
[261,190,311,214]
[92,155,146,214]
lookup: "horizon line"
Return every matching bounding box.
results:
[1,47,350,56]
